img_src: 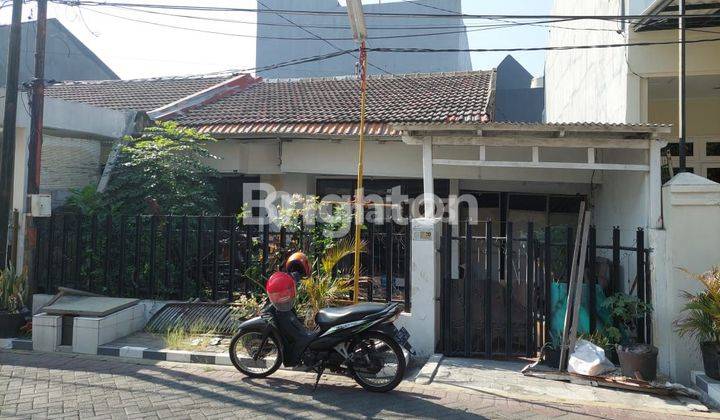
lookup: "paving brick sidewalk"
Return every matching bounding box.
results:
[0,350,713,419]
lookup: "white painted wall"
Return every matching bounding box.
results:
[653,173,720,383]
[545,0,635,123]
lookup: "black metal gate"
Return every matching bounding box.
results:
[438,221,652,358]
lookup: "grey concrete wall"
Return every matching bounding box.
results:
[0,19,118,86]
[256,0,472,78]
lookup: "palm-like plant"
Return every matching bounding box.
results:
[297,237,365,328]
[0,265,27,314]
[674,267,720,343]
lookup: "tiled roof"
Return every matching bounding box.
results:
[45,75,233,112]
[174,70,495,136]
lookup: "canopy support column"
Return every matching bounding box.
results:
[422,137,434,218]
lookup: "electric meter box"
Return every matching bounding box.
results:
[30,194,52,217]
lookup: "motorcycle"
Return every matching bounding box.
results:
[229,269,410,393]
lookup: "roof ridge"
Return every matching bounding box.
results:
[48,73,235,86]
[261,69,495,84]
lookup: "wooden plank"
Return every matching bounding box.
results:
[559,202,586,371]
[567,210,592,357]
[432,159,650,172]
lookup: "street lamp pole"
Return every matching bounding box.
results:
[347,0,367,304]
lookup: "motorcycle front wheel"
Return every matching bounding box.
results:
[229,328,283,378]
[348,331,406,392]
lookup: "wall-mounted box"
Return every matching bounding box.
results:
[30,194,51,217]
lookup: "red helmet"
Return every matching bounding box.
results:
[266,272,296,311]
[285,251,311,278]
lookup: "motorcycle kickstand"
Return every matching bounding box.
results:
[312,364,325,391]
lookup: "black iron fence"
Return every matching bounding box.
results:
[439,220,651,358]
[33,214,410,307]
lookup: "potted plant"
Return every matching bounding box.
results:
[579,329,621,365]
[603,292,656,381]
[541,333,562,368]
[0,265,28,338]
[674,267,720,380]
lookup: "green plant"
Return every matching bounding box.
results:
[580,330,616,349]
[162,320,217,350]
[603,292,653,344]
[104,121,220,216]
[65,185,108,216]
[231,294,266,320]
[0,265,27,313]
[674,267,720,344]
[297,237,364,327]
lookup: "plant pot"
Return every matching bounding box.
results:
[0,311,25,338]
[700,342,720,380]
[543,348,561,369]
[617,344,658,381]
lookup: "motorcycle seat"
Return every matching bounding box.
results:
[315,302,388,330]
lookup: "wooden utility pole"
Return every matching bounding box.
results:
[0,0,24,269]
[28,0,48,196]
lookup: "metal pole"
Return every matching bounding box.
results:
[0,0,24,269]
[678,0,687,172]
[28,0,48,196]
[352,39,368,304]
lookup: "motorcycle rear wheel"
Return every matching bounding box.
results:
[348,331,406,392]
[229,328,283,378]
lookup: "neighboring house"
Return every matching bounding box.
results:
[255,0,471,78]
[546,0,720,182]
[0,19,118,86]
[495,55,544,123]
[546,0,720,384]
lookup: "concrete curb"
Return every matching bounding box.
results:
[414,353,443,384]
[0,338,33,351]
[97,345,232,366]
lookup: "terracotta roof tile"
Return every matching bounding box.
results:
[175,70,495,136]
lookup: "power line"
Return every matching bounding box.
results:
[78,5,556,41]
[50,1,720,22]
[367,36,720,54]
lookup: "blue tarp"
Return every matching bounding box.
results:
[550,283,612,341]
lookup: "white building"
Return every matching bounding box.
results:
[546,0,720,383]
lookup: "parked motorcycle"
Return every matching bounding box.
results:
[229,270,410,392]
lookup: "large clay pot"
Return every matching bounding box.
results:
[617,344,658,381]
[700,342,720,380]
[0,311,25,338]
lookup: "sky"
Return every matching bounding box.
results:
[0,0,553,79]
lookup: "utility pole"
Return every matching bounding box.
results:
[347,0,367,304]
[28,0,48,196]
[0,0,24,269]
[678,0,687,172]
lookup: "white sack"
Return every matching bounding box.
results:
[567,339,615,376]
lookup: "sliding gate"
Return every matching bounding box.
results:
[438,220,652,358]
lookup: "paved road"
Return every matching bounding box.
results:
[0,351,708,419]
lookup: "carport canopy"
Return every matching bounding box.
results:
[391,121,672,219]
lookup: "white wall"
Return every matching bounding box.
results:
[545,0,635,123]
[653,173,720,383]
